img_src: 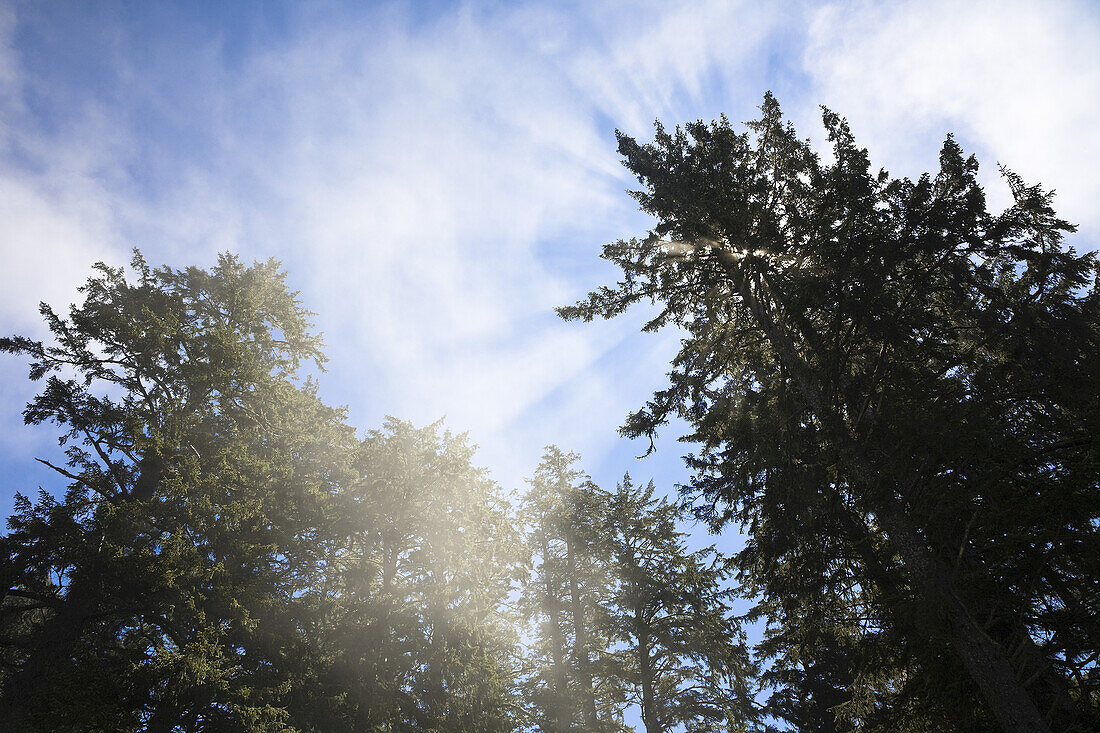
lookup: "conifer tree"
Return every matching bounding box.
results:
[520,447,626,732]
[561,95,1100,732]
[328,418,526,730]
[605,474,756,733]
[0,255,526,732]
[0,253,356,730]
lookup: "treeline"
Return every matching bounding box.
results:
[0,255,750,731]
[3,95,1099,732]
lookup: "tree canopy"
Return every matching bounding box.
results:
[561,93,1100,732]
[0,255,526,730]
[2,93,1097,733]
[0,252,754,732]
[1,253,354,730]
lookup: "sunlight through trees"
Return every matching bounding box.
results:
[2,96,1098,731]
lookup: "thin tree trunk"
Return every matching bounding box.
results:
[542,536,571,733]
[567,539,599,728]
[637,622,659,733]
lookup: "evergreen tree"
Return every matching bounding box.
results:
[0,255,527,732]
[327,418,526,731]
[0,253,356,730]
[605,474,756,733]
[520,447,626,732]
[561,95,1100,732]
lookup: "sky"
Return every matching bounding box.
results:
[1,0,1099,543]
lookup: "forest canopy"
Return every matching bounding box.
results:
[2,97,1098,732]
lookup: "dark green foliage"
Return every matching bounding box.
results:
[605,474,755,733]
[561,95,1100,732]
[0,252,760,732]
[0,254,524,732]
[1,252,352,731]
[7,92,1096,733]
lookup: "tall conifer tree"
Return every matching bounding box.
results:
[520,447,625,732]
[605,474,755,733]
[0,255,526,732]
[0,253,355,729]
[561,95,1100,732]
[329,418,525,730]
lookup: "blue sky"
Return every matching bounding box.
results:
[2,0,1099,544]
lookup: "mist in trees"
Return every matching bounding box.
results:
[2,95,1097,732]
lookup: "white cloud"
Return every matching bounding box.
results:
[0,5,126,336]
[7,0,1093,498]
[0,175,117,330]
[560,0,787,136]
[803,0,1100,235]
[229,8,635,469]
[4,1,762,492]
[184,2,786,487]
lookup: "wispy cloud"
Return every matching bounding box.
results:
[0,2,772,489]
[1,0,1096,497]
[803,0,1100,232]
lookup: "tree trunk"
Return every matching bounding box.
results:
[542,536,572,733]
[637,623,659,733]
[832,478,1072,732]
[567,539,599,729]
[873,496,1055,733]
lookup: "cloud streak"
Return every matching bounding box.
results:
[1,0,1096,499]
[804,0,1100,232]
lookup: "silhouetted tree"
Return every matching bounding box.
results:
[561,94,1099,732]
[605,474,756,733]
